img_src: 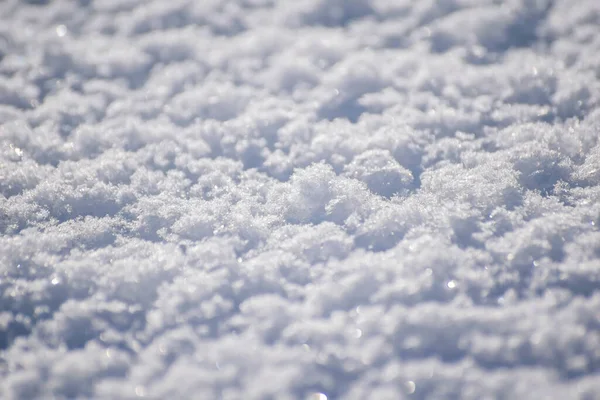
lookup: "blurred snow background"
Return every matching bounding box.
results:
[1,0,600,398]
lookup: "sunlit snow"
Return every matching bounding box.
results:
[1,0,600,399]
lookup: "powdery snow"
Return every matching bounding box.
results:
[1,0,600,399]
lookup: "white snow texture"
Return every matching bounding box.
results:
[1,0,600,399]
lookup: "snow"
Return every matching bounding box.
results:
[1,0,600,398]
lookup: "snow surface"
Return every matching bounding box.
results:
[1,0,600,398]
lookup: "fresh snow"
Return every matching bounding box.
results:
[1,0,600,399]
